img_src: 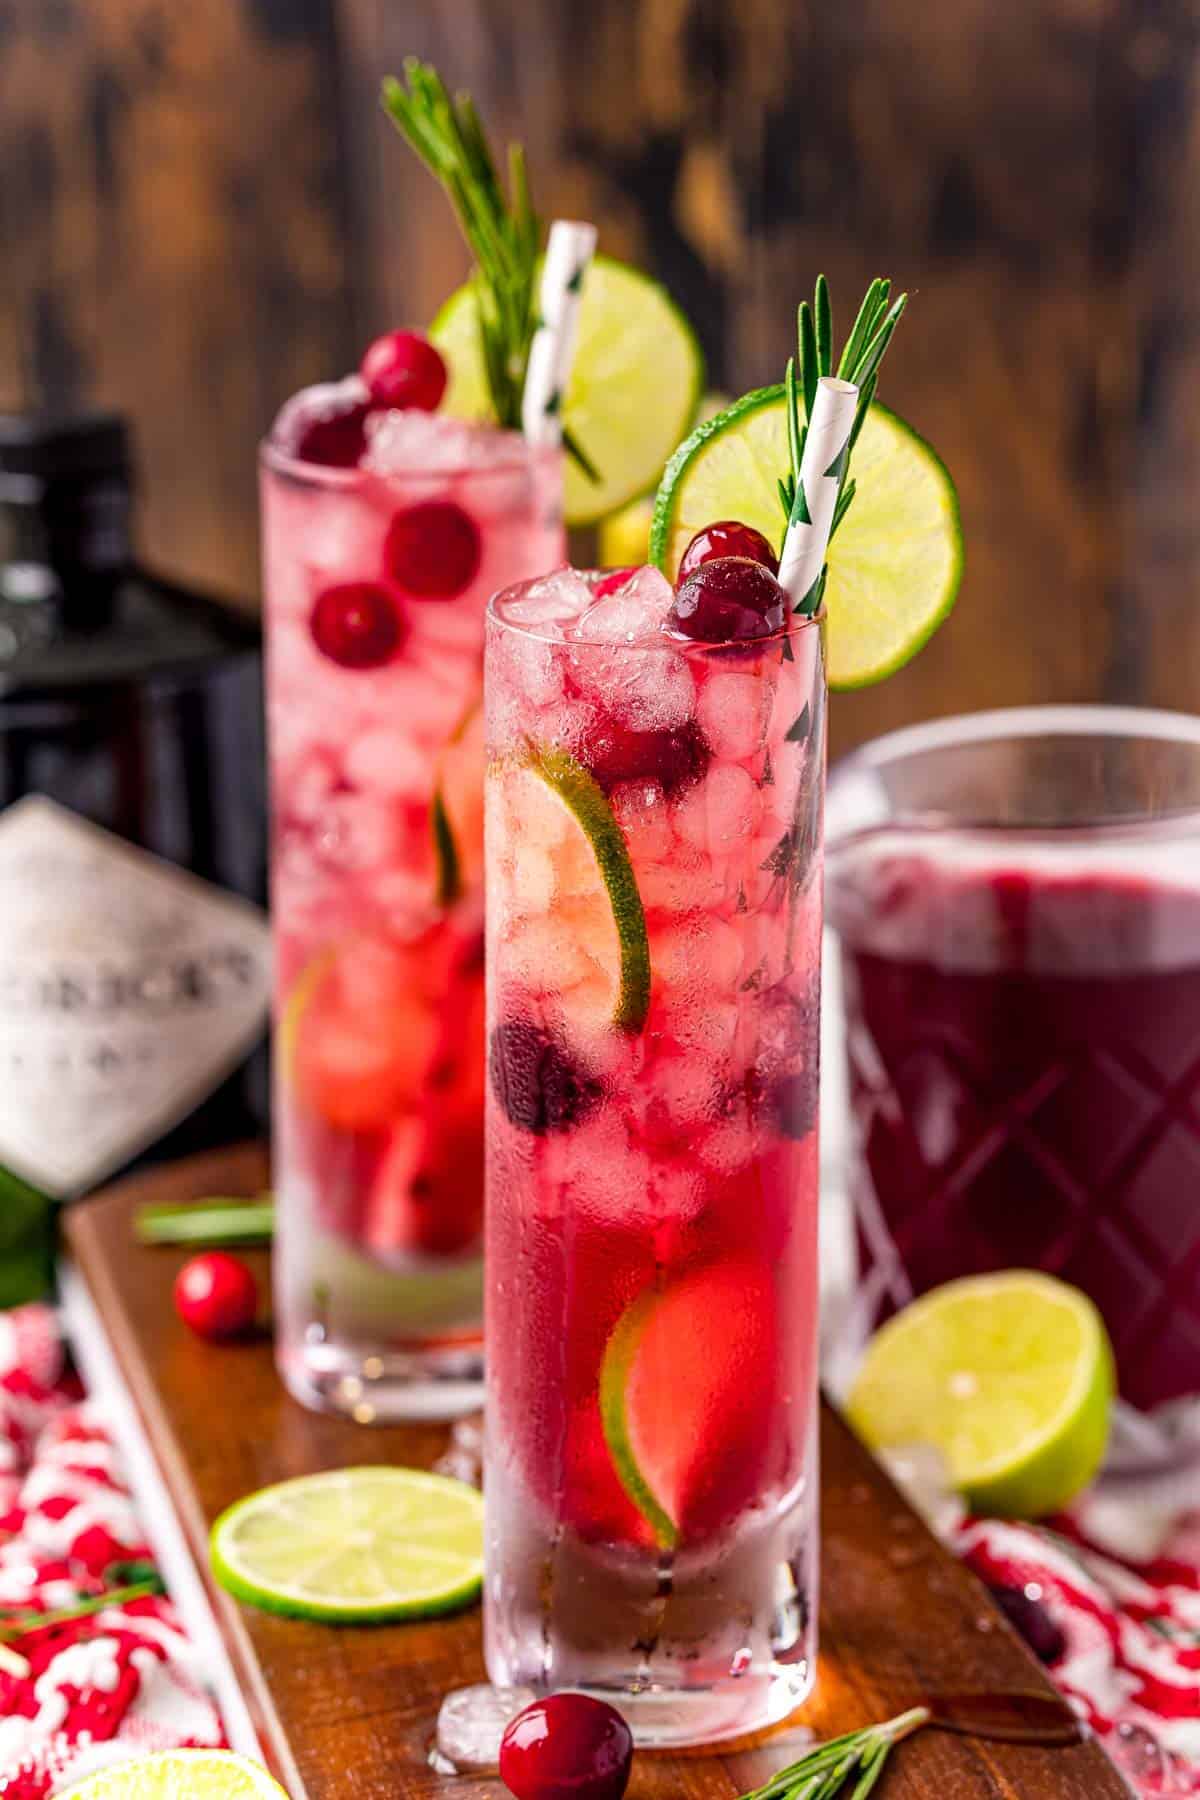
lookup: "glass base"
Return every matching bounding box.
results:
[277,1339,483,1423]
[560,1665,815,1748]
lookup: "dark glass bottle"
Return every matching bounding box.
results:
[0,411,268,1218]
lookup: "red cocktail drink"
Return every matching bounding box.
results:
[484,565,823,1743]
[263,398,562,1419]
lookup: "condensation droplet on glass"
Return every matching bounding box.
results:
[1108,1720,1178,1787]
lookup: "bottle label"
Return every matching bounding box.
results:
[0,796,271,1197]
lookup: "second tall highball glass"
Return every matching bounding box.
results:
[263,416,563,1421]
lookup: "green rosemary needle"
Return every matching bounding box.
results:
[739,1707,930,1800]
[382,59,538,434]
[134,1196,275,1247]
[381,59,596,482]
[777,274,908,611]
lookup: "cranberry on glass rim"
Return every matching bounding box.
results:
[277,380,371,468]
[384,499,482,598]
[677,518,780,580]
[499,1694,633,1800]
[360,329,448,413]
[668,554,787,645]
[309,582,406,669]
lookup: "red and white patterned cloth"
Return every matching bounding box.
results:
[1,1304,1198,1795]
[959,1509,1200,1795]
[0,1306,225,1797]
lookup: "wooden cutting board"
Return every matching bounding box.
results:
[64,1144,1125,1800]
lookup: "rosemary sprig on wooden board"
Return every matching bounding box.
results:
[739,1707,930,1799]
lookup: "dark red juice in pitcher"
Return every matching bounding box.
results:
[826,708,1200,1426]
[836,852,1200,1410]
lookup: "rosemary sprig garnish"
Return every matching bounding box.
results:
[381,60,596,480]
[134,1195,275,1247]
[740,1707,929,1800]
[777,275,908,612]
[0,1569,166,1642]
[383,60,537,433]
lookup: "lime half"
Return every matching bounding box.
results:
[846,1272,1114,1518]
[650,385,962,688]
[210,1467,484,1621]
[432,256,704,527]
[60,1751,288,1800]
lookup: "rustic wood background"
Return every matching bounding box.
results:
[3,0,1198,752]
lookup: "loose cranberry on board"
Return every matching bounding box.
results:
[499,1694,634,1800]
[174,1253,258,1342]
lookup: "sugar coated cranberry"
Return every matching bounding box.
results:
[489,1021,601,1135]
[360,329,448,412]
[585,715,709,798]
[278,381,370,467]
[988,1583,1067,1665]
[668,555,787,645]
[174,1253,258,1342]
[499,1694,633,1800]
[384,500,482,599]
[310,582,405,669]
[677,519,779,581]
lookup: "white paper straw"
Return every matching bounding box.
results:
[778,375,859,612]
[521,219,598,448]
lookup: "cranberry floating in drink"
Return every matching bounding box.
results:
[827,707,1200,1467]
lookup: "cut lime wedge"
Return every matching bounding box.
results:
[60,1751,289,1800]
[432,256,704,527]
[650,385,963,688]
[599,1262,779,1550]
[210,1467,484,1621]
[432,697,485,907]
[493,744,651,1033]
[846,1271,1114,1518]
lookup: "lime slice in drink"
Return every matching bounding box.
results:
[432,698,485,907]
[491,744,650,1032]
[280,937,441,1131]
[599,1262,778,1549]
[60,1751,289,1800]
[650,385,963,688]
[431,256,704,527]
[210,1467,484,1621]
[846,1272,1114,1518]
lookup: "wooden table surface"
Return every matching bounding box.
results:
[65,1144,1126,1800]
